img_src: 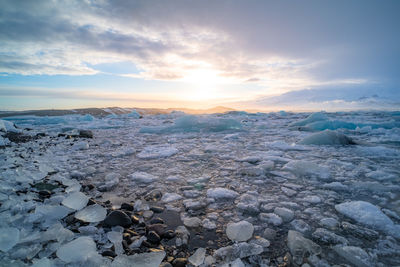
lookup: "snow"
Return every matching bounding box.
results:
[61,191,89,210]
[137,145,178,159]
[56,236,98,263]
[75,204,107,223]
[207,187,239,200]
[0,227,20,252]
[335,201,400,238]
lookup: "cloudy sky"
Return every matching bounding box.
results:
[0,0,399,111]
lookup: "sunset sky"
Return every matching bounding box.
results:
[0,0,399,111]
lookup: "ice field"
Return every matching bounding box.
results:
[0,110,400,266]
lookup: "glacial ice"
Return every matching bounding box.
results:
[226,221,254,242]
[0,119,19,132]
[111,251,166,267]
[207,188,239,200]
[289,112,328,127]
[189,247,206,266]
[107,231,123,255]
[335,201,400,238]
[287,230,321,265]
[0,227,20,252]
[56,236,98,263]
[61,191,89,210]
[283,160,330,180]
[161,192,183,203]
[137,145,178,159]
[299,129,355,145]
[130,172,157,184]
[75,204,107,223]
[140,115,242,133]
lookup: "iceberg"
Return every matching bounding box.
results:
[299,130,355,145]
[140,115,242,133]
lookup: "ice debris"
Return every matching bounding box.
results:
[335,201,400,238]
[188,247,206,266]
[287,230,321,265]
[75,204,107,223]
[61,191,89,210]
[137,145,178,159]
[207,187,239,200]
[56,236,98,263]
[226,220,254,242]
[111,251,165,267]
[0,227,20,252]
[299,130,355,145]
[283,160,330,180]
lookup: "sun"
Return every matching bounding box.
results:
[180,68,227,101]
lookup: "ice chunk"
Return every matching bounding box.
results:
[32,257,52,267]
[237,194,260,215]
[287,230,321,265]
[335,201,400,238]
[0,119,19,132]
[274,207,294,222]
[207,187,238,200]
[140,115,242,133]
[283,160,330,180]
[0,136,10,146]
[34,204,71,222]
[72,141,89,150]
[137,145,178,159]
[226,220,254,242]
[161,193,183,203]
[107,231,123,255]
[299,130,355,145]
[188,247,206,266]
[0,227,20,252]
[183,217,202,228]
[126,110,141,118]
[42,222,74,243]
[61,192,89,210]
[111,251,166,267]
[333,245,372,267]
[56,236,97,263]
[289,112,328,127]
[75,204,107,223]
[130,172,157,184]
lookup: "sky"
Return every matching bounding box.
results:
[0,0,399,111]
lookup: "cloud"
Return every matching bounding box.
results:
[0,0,399,98]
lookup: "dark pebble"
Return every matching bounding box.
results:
[79,130,93,138]
[101,250,116,257]
[172,258,188,267]
[131,215,140,224]
[150,206,165,213]
[121,203,134,211]
[162,230,176,239]
[87,198,96,205]
[86,184,95,190]
[150,217,164,224]
[125,229,139,236]
[38,190,51,197]
[147,231,161,244]
[147,224,167,236]
[104,210,132,227]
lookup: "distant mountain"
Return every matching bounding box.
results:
[0,106,236,118]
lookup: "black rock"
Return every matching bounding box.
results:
[79,130,93,138]
[121,203,134,211]
[172,258,187,267]
[131,215,140,224]
[150,206,165,213]
[147,231,161,244]
[162,230,176,239]
[150,217,164,224]
[147,224,167,236]
[104,210,132,227]
[38,190,51,198]
[102,250,117,257]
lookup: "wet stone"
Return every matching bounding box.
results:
[147,224,167,236]
[147,231,161,244]
[150,206,165,213]
[102,250,117,257]
[172,257,188,267]
[104,210,132,227]
[150,217,164,224]
[120,203,134,211]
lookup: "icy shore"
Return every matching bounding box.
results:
[0,110,399,266]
